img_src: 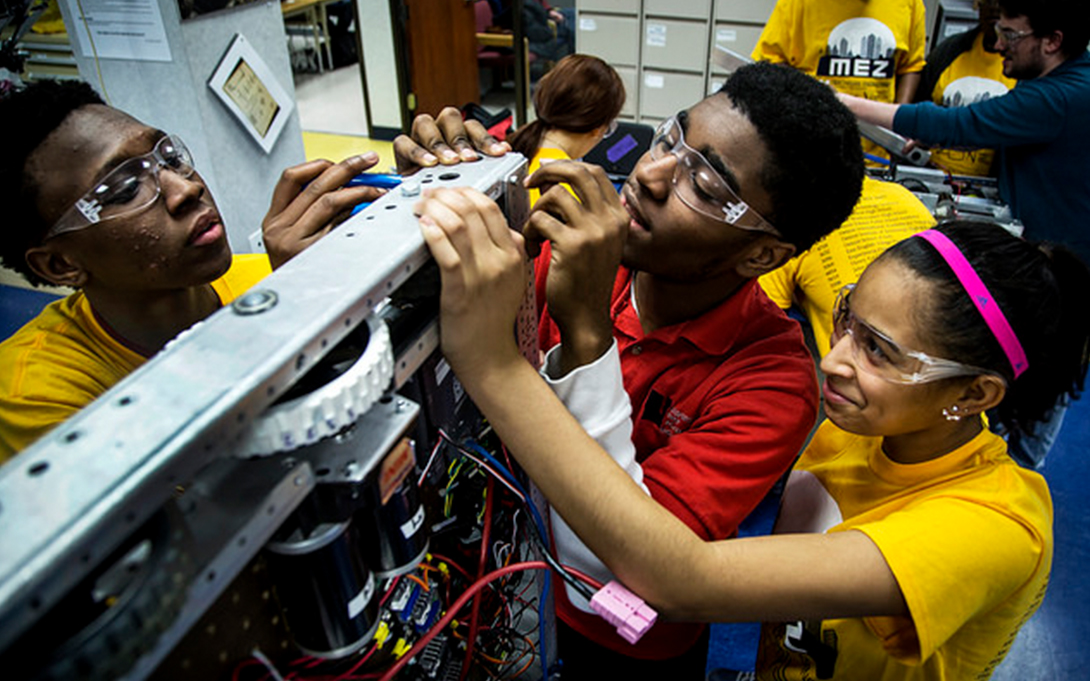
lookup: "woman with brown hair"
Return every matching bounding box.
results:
[507,53,625,204]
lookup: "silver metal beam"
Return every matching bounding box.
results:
[0,153,529,654]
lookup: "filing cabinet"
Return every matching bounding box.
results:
[645,0,711,21]
[576,0,780,124]
[617,65,638,118]
[580,0,641,13]
[639,70,706,119]
[642,18,710,72]
[709,22,765,69]
[715,0,777,24]
[576,13,642,66]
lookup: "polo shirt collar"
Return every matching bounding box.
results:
[612,267,760,356]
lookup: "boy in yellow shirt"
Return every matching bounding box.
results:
[0,80,384,460]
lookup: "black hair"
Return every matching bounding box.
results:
[0,79,105,286]
[881,220,1090,441]
[717,62,864,253]
[999,0,1090,57]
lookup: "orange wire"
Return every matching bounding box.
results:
[509,634,537,678]
[476,651,507,665]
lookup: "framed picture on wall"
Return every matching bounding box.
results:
[208,33,294,153]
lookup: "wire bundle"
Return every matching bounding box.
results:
[235,428,602,681]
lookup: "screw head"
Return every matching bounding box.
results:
[232,289,279,315]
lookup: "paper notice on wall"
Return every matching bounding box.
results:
[646,22,667,47]
[644,73,665,89]
[716,28,738,44]
[64,0,173,62]
[579,17,598,31]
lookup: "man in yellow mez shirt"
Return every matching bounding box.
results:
[753,0,927,104]
[913,0,1016,177]
[753,0,927,161]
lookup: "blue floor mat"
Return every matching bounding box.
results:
[993,393,1090,678]
[0,284,61,341]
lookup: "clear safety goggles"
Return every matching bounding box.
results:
[44,134,196,240]
[831,284,999,385]
[649,116,780,237]
[993,25,1034,45]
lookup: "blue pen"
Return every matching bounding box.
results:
[348,173,403,215]
[347,173,403,189]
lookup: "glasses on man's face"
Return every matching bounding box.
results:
[649,116,780,237]
[44,134,196,241]
[830,284,998,385]
[603,119,619,138]
[993,24,1034,46]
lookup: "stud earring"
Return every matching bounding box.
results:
[942,405,962,422]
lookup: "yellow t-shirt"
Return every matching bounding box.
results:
[753,0,927,101]
[0,254,271,461]
[757,421,1052,680]
[758,177,935,356]
[753,0,927,162]
[927,32,1016,177]
[527,146,574,207]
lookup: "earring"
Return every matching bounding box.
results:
[942,405,962,422]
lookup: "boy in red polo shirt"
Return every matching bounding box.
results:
[397,62,863,677]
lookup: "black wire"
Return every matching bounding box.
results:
[524,519,596,601]
[443,432,599,602]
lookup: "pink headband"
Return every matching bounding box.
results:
[915,229,1028,379]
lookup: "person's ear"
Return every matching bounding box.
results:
[1041,29,1064,55]
[737,237,796,278]
[952,374,1007,417]
[25,246,88,288]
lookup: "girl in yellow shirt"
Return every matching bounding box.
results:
[417,187,1090,680]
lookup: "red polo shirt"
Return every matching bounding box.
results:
[535,254,820,659]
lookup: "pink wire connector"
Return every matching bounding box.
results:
[589,580,658,644]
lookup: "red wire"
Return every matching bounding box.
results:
[231,658,262,681]
[559,564,605,592]
[375,561,551,681]
[377,575,401,608]
[501,442,516,474]
[428,552,474,581]
[460,476,495,681]
[331,644,377,681]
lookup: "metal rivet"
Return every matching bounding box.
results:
[232,289,278,315]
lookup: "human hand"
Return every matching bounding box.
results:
[262,153,385,269]
[901,137,929,155]
[416,187,529,379]
[523,161,627,373]
[393,107,511,175]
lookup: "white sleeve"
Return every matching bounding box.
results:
[540,340,649,611]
